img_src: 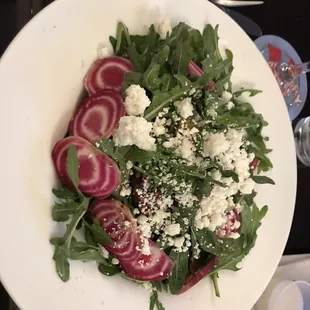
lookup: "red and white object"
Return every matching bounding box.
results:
[52,136,120,198]
[187,60,216,90]
[178,257,220,295]
[69,89,125,143]
[89,198,174,281]
[84,56,134,95]
[216,209,241,238]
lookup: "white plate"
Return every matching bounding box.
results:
[0,0,296,310]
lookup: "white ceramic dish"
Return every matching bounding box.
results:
[0,0,296,309]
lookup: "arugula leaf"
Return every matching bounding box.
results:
[211,272,221,297]
[194,179,211,200]
[144,63,228,121]
[202,24,222,63]
[171,31,193,75]
[51,197,90,282]
[221,170,239,183]
[208,204,268,275]
[142,45,170,90]
[168,250,189,295]
[251,175,275,185]
[52,201,80,222]
[149,290,165,310]
[84,227,98,247]
[98,264,121,276]
[53,246,70,282]
[234,88,262,97]
[66,145,80,190]
[189,28,205,65]
[124,146,162,164]
[52,188,78,200]
[82,218,113,245]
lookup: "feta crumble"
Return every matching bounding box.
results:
[164,223,181,236]
[113,116,156,151]
[124,85,151,116]
[155,18,172,39]
[175,98,194,119]
[221,91,233,103]
[97,45,110,59]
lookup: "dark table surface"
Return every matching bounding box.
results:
[1,0,310,308]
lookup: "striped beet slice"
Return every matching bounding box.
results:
[69,89,125,143]
[84,56,134,95]
[120,240,174,282]
[188,60,204,76]
[89,199,142,262]
[178,257,220,295]
[188,60,216,90]
[52,136,120,198]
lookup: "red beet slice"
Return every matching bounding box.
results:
[178,257,220,295]
[188,60,204,77]
[120,240,174,282]
[216,209,241,238]
[84,56,134,95]
[250,157,259,171]
[52,136,120,198]
[89,199,142,262]
[188,60,216,90]
[69,89,125,143]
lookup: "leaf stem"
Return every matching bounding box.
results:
[211,272,221,297]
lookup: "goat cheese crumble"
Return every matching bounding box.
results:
[124,84,151,116]
[113,116,156,151]
[155,18,172,39]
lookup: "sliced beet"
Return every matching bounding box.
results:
[52,136,120,198]
[216,209,241,238]
[84,56,134,95]
[178,257,220,295]
[188,60,204,77]
[69,89,125,143]
[89,199,142,262]
[120,240,174,282]
[188,60,216,90]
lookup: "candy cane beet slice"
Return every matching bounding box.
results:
[178,257,220,295]
[188,60,216,90]
[84,56,134,95]
[216,209,241,238]
[120,240,174,282]
[69,89,125,143]
[89,199,142,262]
[52,136,120,198]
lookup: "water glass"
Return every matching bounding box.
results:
[294,117,310,166]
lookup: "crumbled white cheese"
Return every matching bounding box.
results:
[164,223,181,236]
[99,246,109,259]
[239,178,255,194]
[155,18,172,39]
[221,91,233,103]
[153,117,166,136]
[126,161,133,170]
[114,116,156,151]
[120,186,131,197]
[234,220,241,229]
[141,238,151,255]
[226,101,235,110]
[175,98,194,119]
[174,236,185,248]
[203,132,230,158]
[111,258,119,265]
[97,45,110,59]
[207,108,218,118]
[142,282,153,292]
[124,85,151,116]
[229,232,240,239]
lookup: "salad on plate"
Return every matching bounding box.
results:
[50,18,274,309]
